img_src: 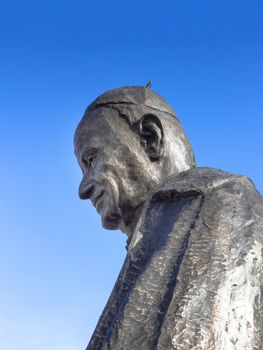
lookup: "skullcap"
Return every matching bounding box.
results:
[87,86,177,117]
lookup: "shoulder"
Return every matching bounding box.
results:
[153,167,259,200]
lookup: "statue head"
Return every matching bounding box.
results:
[74,86,195,235]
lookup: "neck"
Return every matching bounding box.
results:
[121,175,167,237]
[120,202,145,237]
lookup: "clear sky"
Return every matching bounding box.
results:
[0,1,262,349]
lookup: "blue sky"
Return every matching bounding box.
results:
[0,1,262,349]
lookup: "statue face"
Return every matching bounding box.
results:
[74,108,158,233]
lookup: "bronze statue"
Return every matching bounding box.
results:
[74,86,263,350]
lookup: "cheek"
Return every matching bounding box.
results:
[119,158,148,198]
[94,158,121,197]
[100,153,127,179]
[121,151,146,180]
[98,146,147,197]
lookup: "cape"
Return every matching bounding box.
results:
[87,167,263,350]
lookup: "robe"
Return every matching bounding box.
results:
[87,167,263,350]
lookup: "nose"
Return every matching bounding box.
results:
[78,176,94,200]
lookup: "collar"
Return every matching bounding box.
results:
[127,167,237,251]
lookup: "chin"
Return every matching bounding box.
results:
[101,208,122,231]
[102,220,119,230]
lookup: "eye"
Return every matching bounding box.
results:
[82,154,96,169]
[88,155,96,168]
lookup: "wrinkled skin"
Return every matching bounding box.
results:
[74,87,263,350]
[74,108,160,235]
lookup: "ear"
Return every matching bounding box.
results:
[138,114,164,161]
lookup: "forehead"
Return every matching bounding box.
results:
[74,107,129,156]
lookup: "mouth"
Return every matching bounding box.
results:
[92,190,105,211]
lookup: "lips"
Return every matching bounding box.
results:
[92,190,105,211]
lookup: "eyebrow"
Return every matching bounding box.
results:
[79,147,98,165]
[74,139,93,157]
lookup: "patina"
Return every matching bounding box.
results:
[74,86,263,350]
